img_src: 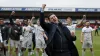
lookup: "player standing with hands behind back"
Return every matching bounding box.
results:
[81,21,94,56]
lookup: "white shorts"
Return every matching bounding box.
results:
[21,36,33,48]
[36,38,46,48]
[9,38,20,48]
[82,40,93,48]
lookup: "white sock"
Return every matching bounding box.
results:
[42,53,44,56]
[31,50,34,54]
[42,50,48,56]
[28,50,34,55]
[28,52,31,56]
[91,51,94,56]
[18,53,21,56]
[82,50,85,56]
[36,51,39,56]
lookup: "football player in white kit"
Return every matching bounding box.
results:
[66,15,86,44]
[35,20,48,56]
[81,21,94,56]
[21,19,33,56]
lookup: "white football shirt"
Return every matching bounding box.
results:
[35,25,44,39]
[22,25,32,37]
[82,26,93,41]
[66,24,77,34]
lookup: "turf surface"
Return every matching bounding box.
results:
[8,30,100,56]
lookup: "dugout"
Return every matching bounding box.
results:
[0,11,100,20]
[0,11,100,28]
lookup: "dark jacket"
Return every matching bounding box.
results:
[9,15,22,41]
[0,24,9,41]
[40,11,79,56]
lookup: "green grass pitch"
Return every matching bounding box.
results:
[9,30,100,56]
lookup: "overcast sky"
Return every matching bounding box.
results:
[0,0,99,8]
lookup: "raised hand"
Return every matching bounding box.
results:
[32,17,35,19]
[11,11,15,15]
[42,4,46,10]
[83,15,86,19]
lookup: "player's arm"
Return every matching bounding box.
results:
[9,11,15,25]
[43,32,48,40]
[80,32,83,43]
[30,14,35,26]
[40,4,51,31]
[91,31,93,43]
[76,15,86,26]
[40,4,46,27]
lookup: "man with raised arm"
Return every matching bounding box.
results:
[66,15,86,44]
[40,4,79,56]
[9,11,22,56]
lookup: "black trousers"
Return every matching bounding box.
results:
[95,29,99,36]
[52,51,71,56]
[32,33,36,50]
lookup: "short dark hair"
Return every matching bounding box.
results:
[85,20,90,23]
[66,17,72,20]
[48,13,55,19]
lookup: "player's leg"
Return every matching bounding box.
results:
[3,40,8,56]
[89,41,94,56]
[0,42,4,56]
[82,48,86,56]
[9,38,15,56]
[41,44,45,56]
[21,37,27,55]
[14,40,20,56]
[95,29,97,36]
[27,40,34,56]
[90,48,94,56]
[42,47,48,56]
[36,48,41,56]
[95,30,97,36]
[36,39,41,56]
[18,41,22,56]
[41,38,48,56]
[82,41,87,56]
[97,29,99,36]
[28,48,34,56]
[21,42,26,56]
[26,48,30,56]
[20,35,25,56]
[95,29,98,36]
[32,33,36,50]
